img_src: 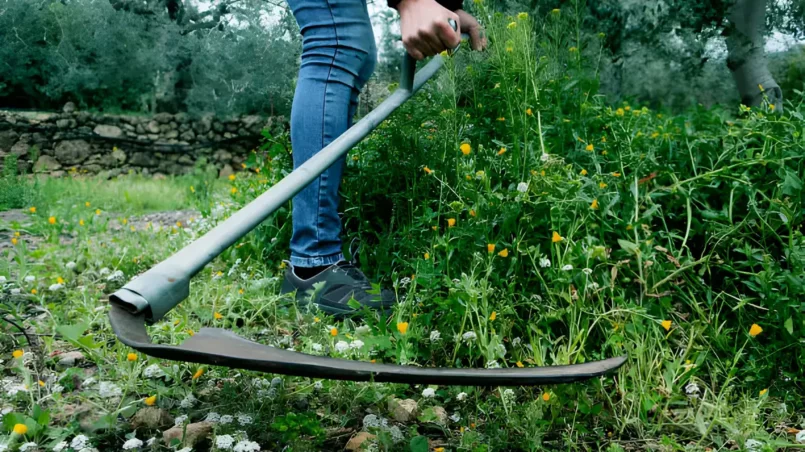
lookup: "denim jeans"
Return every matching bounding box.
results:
[286,0,377,268]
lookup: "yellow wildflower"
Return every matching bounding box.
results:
[497,117,506,122]
[330,327,338,337]
[214,312,223,320]
[29,207,36,213]
[759,388,768,396]
[526,108,533,116]
[516,361,524,368]
[231,187,238,194]
[48,216,56,225]
[145,395,157,406]
[79,219,85,226]
[31,288,37,295]
[591,199,599,210]
[612,172,621,177]
[599,182,608,189]
[11,238,18,245]
[190,186,195,193]
[661,320,672,331]
[12,350,23,359]
[498,248,509,258]
[95,209,101,215]
[460,143,471,155]
[229,174,236,181]
[469,209,476,217]
[580,169,588,176]
[192,368,204,380]
[57,276,64,284]
[507,21,517,29]
[585,144,594,152]
[552,231,563,243]
[127,353,137,361]
[542,392,551,401]
[497,148,507,156]
[447,218,456,227]
[489,311,497,321]
[397,322,409,335]
[487,244,496,253]
[13,424,27,435]
[38,380,45,387]
[518,12,528,19]
[749,324,762,337]
[423,166,433,175]
[424,252,430,260]
[616,108,625,117]
[85,201,90,207]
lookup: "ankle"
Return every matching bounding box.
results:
[293,265,329,280]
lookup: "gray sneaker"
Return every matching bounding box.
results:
[280,260,396,317]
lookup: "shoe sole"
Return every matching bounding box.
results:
[291,293,392,319]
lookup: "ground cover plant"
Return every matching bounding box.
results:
[1,4,804,452]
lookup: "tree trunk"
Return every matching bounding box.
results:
[725,0,783,111]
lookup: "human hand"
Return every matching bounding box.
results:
[396,0,461,60]
[455,9,487,51]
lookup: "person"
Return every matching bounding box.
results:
[279,0,486,315]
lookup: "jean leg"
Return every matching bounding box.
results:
[287,0,377,268]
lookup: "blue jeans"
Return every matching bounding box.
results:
[286,0,377,268]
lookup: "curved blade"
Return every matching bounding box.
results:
[109,304,626,386]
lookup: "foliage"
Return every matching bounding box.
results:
[1,5,804,452]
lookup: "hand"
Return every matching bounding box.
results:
[396,0,461,60]
[455,9,487,51]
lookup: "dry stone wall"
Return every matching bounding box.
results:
[0,103,287,178]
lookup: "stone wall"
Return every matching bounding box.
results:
[0,104,287,178]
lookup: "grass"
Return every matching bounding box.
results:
[1,4,804,452]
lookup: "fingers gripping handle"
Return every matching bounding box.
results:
[399,19,468,92]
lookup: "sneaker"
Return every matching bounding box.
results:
[280,260,396,317]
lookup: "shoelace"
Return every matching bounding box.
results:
[335,261,373,290]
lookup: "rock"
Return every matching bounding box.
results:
[345,432,376,451]
[212,121,224,133]
[10,140,30,156]
[57,351,86,368]
[135,124,145,134]
[129,152,156,167]
[218,164,234,179]
[93,124,123,138]
[213,149,232,162]
[431,406,449,425]
[63,102,76,113]
[34,155,62,172]
[178,155,194,165]
[179,130,195,141]
[131,407,174,430]
[162,421,214,447]
[112,148,127,164]
[175,112,189,124]
[154,113,173,124]
[147,120,161,134]
[56,119,74,129]
[164,130,179,139]
[75,112,90,125]
[0,130,19,151]
[242,115,263,130]
[54,140,90,165]
[388,398,418,423]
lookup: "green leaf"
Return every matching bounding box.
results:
[618,239,639,255]
[32,405,50,426]
[56,322,88,343]
[409,435,429,452]
[784,317,794,335]
[782,170,802,196]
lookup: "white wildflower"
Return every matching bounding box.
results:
[66,262,77,270]
[177,448,193,452]
[450,412,461,423]
[311,343,323,353]
[145,438,156,446]
[53,441,69,452]
[98,268,110,277]
[270,377,283,387]
[796,430,805,443]
[174,415,188,426]
[429,330,441,342]
[512,337,522,347]
[496,343,507,357]
[237,414,253,425]
[363,414,381,429]
[587,282,600,290]
[350,340,364,350]
[122,438,143,450]
[71,435,90,450]
[219,414,234,425]
[744,439,763,452]
[98,381,122,398]
[582,268,593,275]
[399,277,411,287]
[561,264,573,271]
[24,275,35,282]
[389,426,404,443]
[49,283,64,291]
[486,360,501,369]
[684,382,700,398]
[0,276,5,283]
[52,384,64,394]
[20,443,38,452]
[502,389,515,401]
[143,364,165,378]
[314,381,323,390]
[233,440,261,452]
[82,377,96,387]
[10,288,21,295]
[422,388,436,398]
[215,435,235,450]
[180,393,197,408]
[462,331,477,342]
[539,257,551,268]
[516,182,528,193]
[335,341,349,353]
[107,270,125,282]
[355,325,370,334]
[205,412,221,423]
[540,153,550,162]
[456,392,468,401]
